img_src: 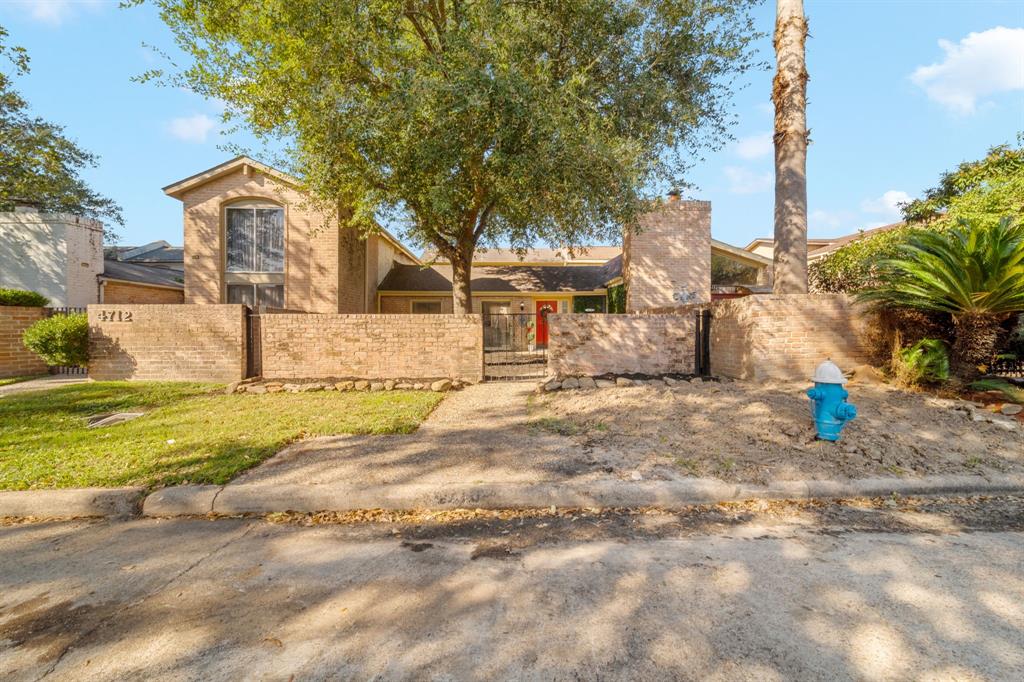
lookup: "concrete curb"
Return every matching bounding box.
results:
[140,474,1024,516]
[0,487,144,519]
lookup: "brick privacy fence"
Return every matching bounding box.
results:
[709,294,870,381]
[548,313,696,376]
[259,313,484,382]
[0,306,47,378]
[88,304,247,382]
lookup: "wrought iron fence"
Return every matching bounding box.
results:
[990,356,1024,377]
[482,312,547,380]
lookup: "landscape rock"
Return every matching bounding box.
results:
[266,385,284,393]
[543,381,562,392]
[354,380,370,391]
[283,383,301,392]
[561,377,580,390]
[396,383,413,390]
[247,385,267,394]
[578,377,597,390]
[595,379,615,389]
[616,377,634,387]
[413,383,425,390]
[225,381,241,395]
[370,382,385,391]
[431,379,452,392]
[1000,404,1022,416]
[663,377,678,387]
[384,380,396,391]
[299,383,322,392]
[689,377,704,384]
[335,381,355,391]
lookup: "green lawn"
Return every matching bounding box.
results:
[0,382,443,490]
[0,375,44,388]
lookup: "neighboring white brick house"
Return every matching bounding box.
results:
[0,206,104,306]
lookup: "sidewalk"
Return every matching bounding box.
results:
[0,374,89,398]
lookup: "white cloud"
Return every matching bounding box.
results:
[911,27,1024,115]
[167,114,218,143]
[11,0,102,25]
[860,190,911,221]
[724,166,772,195]
[734,132,773,160]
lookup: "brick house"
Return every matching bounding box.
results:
[164,157,770,329]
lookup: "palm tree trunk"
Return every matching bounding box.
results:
[772,0,809,294]
[951,312,1002,379]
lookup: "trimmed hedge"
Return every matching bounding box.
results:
[0,288,50,307]
[22,313,89,367]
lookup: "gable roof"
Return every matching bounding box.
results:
[107,241,184,264]
[807,221,906,260]
[163,156,420,264]
[422,245,623,265]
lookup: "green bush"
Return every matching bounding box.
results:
[896,338,950,385]
[607,284,625,314]
[0,288,49,307]
[22,313,88,366]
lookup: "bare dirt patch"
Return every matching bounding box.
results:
[533,381,1024,484]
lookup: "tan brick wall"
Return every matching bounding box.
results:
[259,314,483,382]
[624,200,711,311]
[179,168,367,313]
[0,306,48,378]
[709,294,870,381]
[102,281,184,304]
[548,313,696,376]
[88,304,246,382]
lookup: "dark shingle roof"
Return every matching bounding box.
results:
[378,262,619,293]
[100,260,184,289]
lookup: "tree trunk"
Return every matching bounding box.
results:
[450,247,474,314]
[772,0,809,294]
[951,312,1002,379]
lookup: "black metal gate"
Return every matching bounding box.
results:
[483,312,548,380]
[47,307,88,375]
[694,308,711,377]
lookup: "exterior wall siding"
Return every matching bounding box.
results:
[179,168,361,313]
[259,313,483,382]
[709,294,870,381]
[102,281,184,304]
[0,306,48,378]
[88,304,247,382]
[624,200,711,312]
[548,313,696,376]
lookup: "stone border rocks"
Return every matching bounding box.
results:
[539,373,723,393]
[228,377,467,395]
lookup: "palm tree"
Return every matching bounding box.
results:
[857,218,1024,377]
[772,0,809,294]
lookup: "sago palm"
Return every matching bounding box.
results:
[857,218,1024,377]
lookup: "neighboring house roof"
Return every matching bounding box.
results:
[807,221,906,261]
[379,262,618,293]
[99,260,185,289]
[107,241,184,265]
[743,237,834,252]
[162,156,421,264]
[422,245,623,265]
[710,239,772,267]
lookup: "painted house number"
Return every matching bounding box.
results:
[98,310,133,322]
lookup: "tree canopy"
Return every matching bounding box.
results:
[138,0,761,309]
[0,26,121,227]
[810,138,1024,294]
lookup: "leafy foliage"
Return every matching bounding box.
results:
[857,218,1024,375]
[22,313,89,367]
[896,338,949,385]
[0,26,122,227]
[136,0,761,309]
[607,284,626,314]
[0,288,49,307]
[810,139,1024,294]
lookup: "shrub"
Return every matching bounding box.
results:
[895,338,950,385]
[22,313,88,366]
[0,288,49,307]
[607,284,625,314]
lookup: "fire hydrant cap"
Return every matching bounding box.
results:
[812,360,848,385]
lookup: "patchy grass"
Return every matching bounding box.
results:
[0,375,44,388]
[0,382,443,490]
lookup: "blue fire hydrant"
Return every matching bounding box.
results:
[806,360,857,441]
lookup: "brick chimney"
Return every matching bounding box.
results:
[622,199,711,312]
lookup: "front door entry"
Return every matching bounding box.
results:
[535,300,557,348]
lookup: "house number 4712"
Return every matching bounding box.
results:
[98,310,133,322]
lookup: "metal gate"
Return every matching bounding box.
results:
[694,308,711,377]
[47,307,88,375]
[483,312,548,380]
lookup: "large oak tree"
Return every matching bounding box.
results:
[139,0,760,311]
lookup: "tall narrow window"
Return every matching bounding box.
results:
[226,206,284,273]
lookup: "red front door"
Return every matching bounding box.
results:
[535,300,557,348]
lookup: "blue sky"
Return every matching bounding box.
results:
[1,0,1022,250]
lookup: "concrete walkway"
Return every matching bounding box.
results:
[0,375,88,398]
[2,499,1023,680]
